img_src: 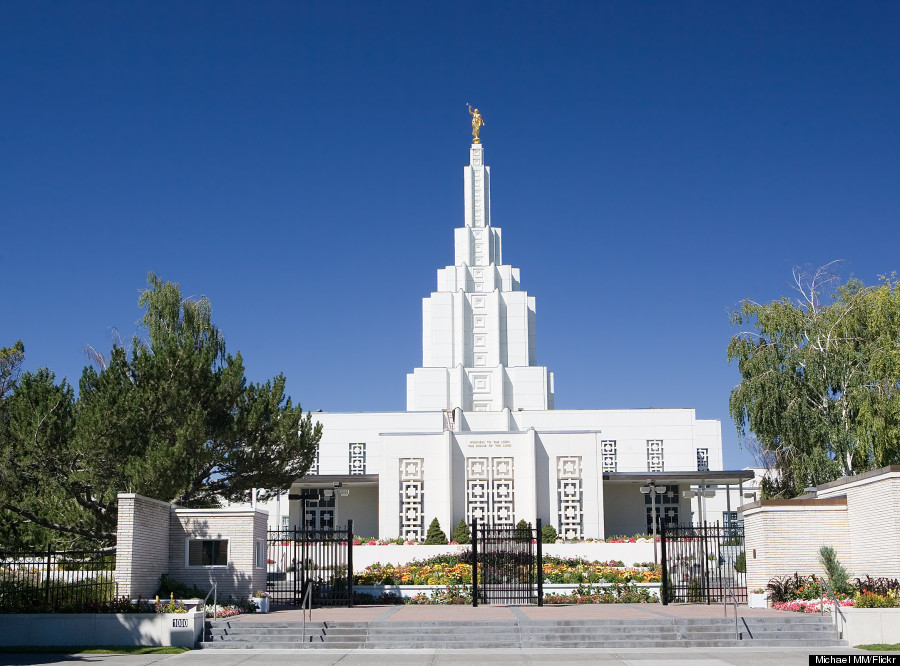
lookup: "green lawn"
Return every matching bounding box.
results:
[0,646,189,655]
[856,643,900,651]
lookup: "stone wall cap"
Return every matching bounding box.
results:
[116,493,174,509]
[739,496,847,511]
[814,465,900,492]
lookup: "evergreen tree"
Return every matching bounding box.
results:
[425,517,447,545]
[0,273,322,548]
[818,546,850,594]
[514,518,531,542]
[452,518,471,544]
[541,523,558,544]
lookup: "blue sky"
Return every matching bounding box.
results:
[3,2,899,469]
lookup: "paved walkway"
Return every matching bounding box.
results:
[3,605,897,666]
[221,602,797,623]
[0,647,894,666]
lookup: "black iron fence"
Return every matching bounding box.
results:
[266,520,353,608]
[472,518,543,606]
[660,521,746,604]
[0,546,117,613]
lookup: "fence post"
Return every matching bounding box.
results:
[44,543,52,608]
[660,520,668,606]
[294,527,300,605]
[703,521,710,605]
[471,518,478,608]
[347,519,354,608]
[536,518,543,607]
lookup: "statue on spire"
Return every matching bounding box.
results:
[467,103,485,143]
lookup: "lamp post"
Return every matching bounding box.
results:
[640,482,664,564]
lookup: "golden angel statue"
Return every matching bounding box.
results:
[467,103,485,143]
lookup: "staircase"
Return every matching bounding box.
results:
[203,620,367,649]
[201,613,844,649]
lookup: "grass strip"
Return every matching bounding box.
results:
[855,644,900,651]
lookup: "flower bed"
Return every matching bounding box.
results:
[353,554,661,587]
[772,599,855,613]
[352,582,660,605]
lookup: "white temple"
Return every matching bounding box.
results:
[264,134,752,540]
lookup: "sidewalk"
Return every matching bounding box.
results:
[0,646,891,666]
[223,601,797,623]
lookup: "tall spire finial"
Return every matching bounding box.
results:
[467,103,485,144]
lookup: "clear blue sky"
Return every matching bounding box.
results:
[3,2,899,470]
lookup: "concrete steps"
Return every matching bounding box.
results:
[201,620,368,649]
[200,613,845,649]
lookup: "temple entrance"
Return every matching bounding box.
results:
[302,489,336,531]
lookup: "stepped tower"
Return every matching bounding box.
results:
[406,140,555,412]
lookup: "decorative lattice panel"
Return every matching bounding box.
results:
[647,440,664,472]
[556,456,583,540]
[492,457,515,526]
[399,458,424,541]
[600,440,617,473]
[696,448,709,472]
[465,456,515,526]
[466,457,490,524]
[349,442,366,475]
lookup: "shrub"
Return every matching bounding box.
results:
[733,552,746,574]
[452,519,471,545]
[156,574,208,599]
[424,518,448,545]
[818,546,850,594]
[854,591,900,608]
[854,575,900,597]
[514,519,531,542]
[541,523,558,544]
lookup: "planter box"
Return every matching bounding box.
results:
[837,607,900,647]
[252,597,269,613]
[0,611,204,648]
[349,542,658,571]
[748,592,767,609]
[353,582,661,601]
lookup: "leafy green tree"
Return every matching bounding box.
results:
[425,517,447,545]
[728,267,900,497]
[0,273,322,548]
[452,518,471,544]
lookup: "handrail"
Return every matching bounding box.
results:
[816,576,847,638]
[300,580,312,639]
[201,582,217,643]
[722,577,740,641]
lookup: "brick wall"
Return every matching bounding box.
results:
[168,508,267,600]
[115,493,267,601]
[817,469,900,579]
[742,498,849,592]
[742,467,900,592]
[114,493,172,599]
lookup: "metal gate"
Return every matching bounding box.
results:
[660,521,746,604]
[471,518,543,606]
[266,519,353,607]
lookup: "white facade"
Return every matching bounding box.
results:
[276,139,749,540]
